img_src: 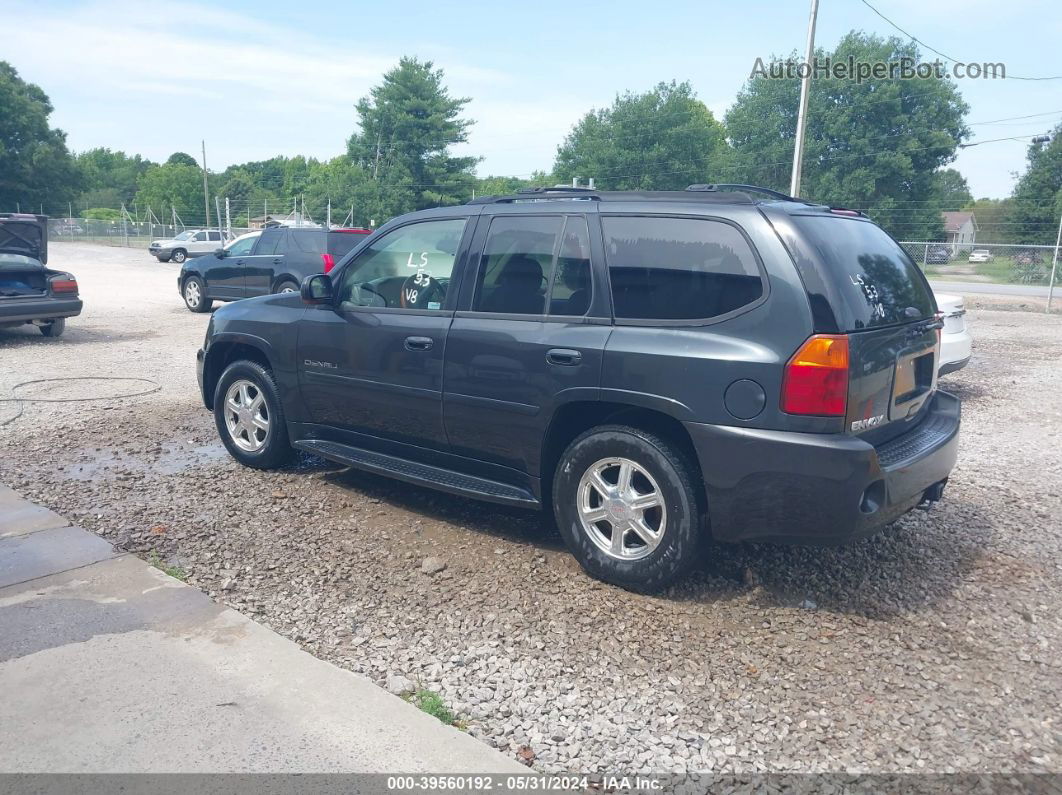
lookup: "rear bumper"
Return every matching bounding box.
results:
[939,329,972,375]
[685,390,961,544]
[0,296,83,325]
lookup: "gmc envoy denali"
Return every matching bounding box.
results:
[196,185,960,590]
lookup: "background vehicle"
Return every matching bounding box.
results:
[934,292,972,376]
[967,249,992,263]
[178,225,371,312]
[149,229,232,263]
[1014,251,1044,265]
[926,245,952,264]
[195,185,959,591]
[0,214,82,337]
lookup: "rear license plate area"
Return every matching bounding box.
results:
[893,351,935,408]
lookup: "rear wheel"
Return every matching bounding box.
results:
[40,318,66,337]
[213,360,294,469]
[552,425,703,592]
[171,249,187,264]
[183,276,211,313]
[275,280,299,294]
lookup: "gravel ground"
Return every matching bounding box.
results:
[2,243,1060,775]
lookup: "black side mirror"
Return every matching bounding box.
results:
[214,247,227,258]
[301,273,333,304]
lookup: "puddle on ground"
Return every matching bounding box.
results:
[62,441,228,481]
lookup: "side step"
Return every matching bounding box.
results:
[293,439,540,508]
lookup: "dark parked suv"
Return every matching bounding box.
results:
[179,225,371,312]
[196,185,959,590]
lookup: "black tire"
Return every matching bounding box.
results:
[275,280,299,295]
[40,318,66,337]
[182,275,212,313]
[213,360,294,470]
[171,249,187,264]
[552,425,704,592]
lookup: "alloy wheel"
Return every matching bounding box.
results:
[576,457,667,561]
[224,379,270,452]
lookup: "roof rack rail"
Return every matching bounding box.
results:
[468,186,601,205]
[687,183,800,201]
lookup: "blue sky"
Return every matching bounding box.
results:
[8,0,1061,199]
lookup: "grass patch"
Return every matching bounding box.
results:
[148,550,187,581]
[406,689,461,727]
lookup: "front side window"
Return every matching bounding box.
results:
[225,233,260,256]
[335,218,466,311]
[603,216,763,321]
[193,232,207,242]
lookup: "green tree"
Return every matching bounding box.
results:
[347,57,478,211]
[1009,122,1062,244]
[134,163,205,222]
[933,168,973,209]
[82,207,122,221]
[303,156,410,227]
[474,173,543,197]
[963,197,1016,243]
[0,61,81,213]
[553,81,727,191]
[725,32,969,240]
[75,147,155,209]
[166,152,199,168]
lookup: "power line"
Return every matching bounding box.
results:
[858,0,1062,81]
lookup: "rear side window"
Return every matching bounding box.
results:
[473,216,559,315]
[602,216,763,321]
[207,231,221,241]
[328,231,368,259]
[255,229,284,256]
[795,217,934,329]
[291,230,326,255]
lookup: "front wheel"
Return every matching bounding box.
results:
[213,361,294,469]
[183,276,212,313]
[552,425,704,592]
[171,249,187,264]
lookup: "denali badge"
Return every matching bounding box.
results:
[304,359,337,369]
[851,414,886,432]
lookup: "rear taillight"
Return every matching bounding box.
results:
[781,334,849,416]
[49,276,78,293]
[321,253,335,273]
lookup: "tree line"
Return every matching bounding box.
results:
[1,33,1060,243]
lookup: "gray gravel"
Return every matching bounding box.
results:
[2,243,1061,774]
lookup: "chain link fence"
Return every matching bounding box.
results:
[899,241,1059,286]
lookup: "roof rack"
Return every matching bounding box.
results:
[686,183,803,202]
[468,187,763,206]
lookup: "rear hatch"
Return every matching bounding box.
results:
[790,213,940,445]
[0,215,49,299]
[0,214,47,264]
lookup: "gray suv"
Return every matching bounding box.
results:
[195,185,959,591]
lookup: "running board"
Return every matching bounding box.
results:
[293,439,540,508]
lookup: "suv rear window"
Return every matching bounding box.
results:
[602,216,763,321]
[328,231,368,259]
[795,216,935,329]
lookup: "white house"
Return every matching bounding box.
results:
[942,211,978,250]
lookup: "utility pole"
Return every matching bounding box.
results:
[789,0,819,197]
[326,199,331,229]
[373,133,382,180]
[214,196,223,239]
[1048,210,1061,313]
[201,140,211,230]
[225,197,232,238]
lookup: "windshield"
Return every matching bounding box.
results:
[174,231,195,241]
[795,216,935,330]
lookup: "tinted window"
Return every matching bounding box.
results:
[207,231,221,241]
[796,217,934,329]
[549,216,592,316]
[329,231,369,259]
[291,230,326,254]
[602,216,763,320]
[473,216,560,314]
[255,229,284,256]
[336,219,466,311]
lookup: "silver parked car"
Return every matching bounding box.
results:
[149,229,232,263]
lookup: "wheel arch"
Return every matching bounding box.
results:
[202,335,275,410]
[270,273,302,293]
[541,400,703,509]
